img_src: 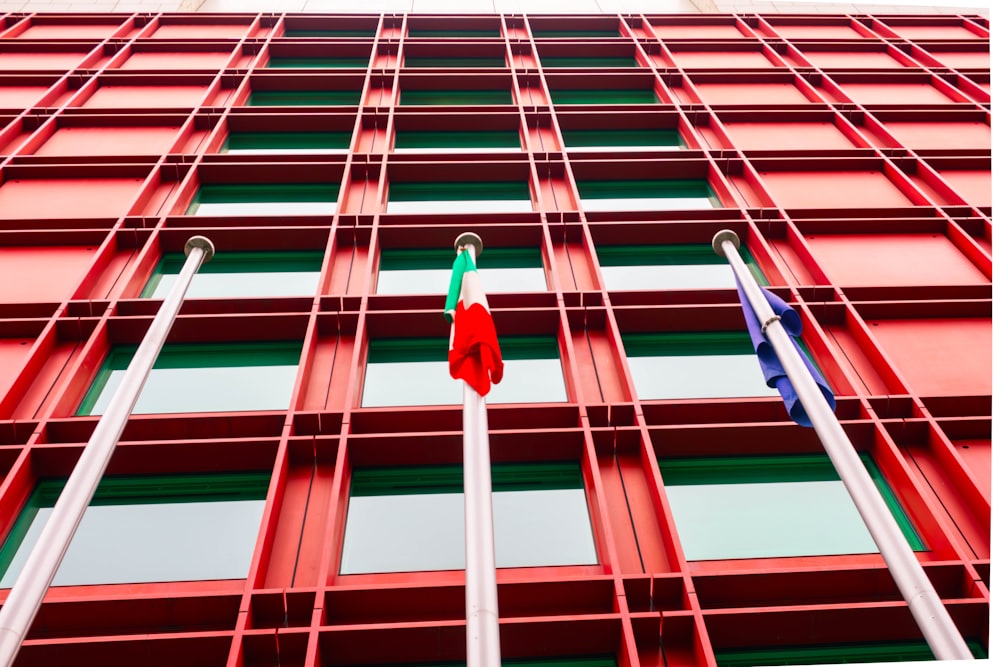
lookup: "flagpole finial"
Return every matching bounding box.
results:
[712,230,740,258]
[184,235,215,264]
[454,232,484,257]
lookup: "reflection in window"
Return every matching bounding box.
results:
[78,342,301,415]
[362,337,565,407]
[661,454,924,561]
[376,248,545,295]
[578,179,718,212]
[385,181,532,214]
[187,184,339,216]
[341,462,597,574]
[0,472,268,587]
[142,251,323,299]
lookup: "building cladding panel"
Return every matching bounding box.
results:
[0,10,990,667]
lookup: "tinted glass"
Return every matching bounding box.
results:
[143,251,323,299]
[376,248,545,295]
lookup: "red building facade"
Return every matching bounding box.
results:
[0,11,990,667]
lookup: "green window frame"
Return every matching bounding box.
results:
[541,56,637,68]
[77,341,302,416]
[266,57,369,69]
[576,179,719,212]
[716,640,986,666]
[246,90,361,107]
[623,332,777,400]
[386,181,532,214]
[394,130,521,153]
[661,454,925,562]
[141,250,324,299]
[340,462,597,574]
[283,29,375,38]
[562,128,684,152]
[550,89,659,105]
[597,244,760,291]
[222,131,351,155]
[362,336,566,407]
[405,57,506,68]
[376,247,546,295]
[0,472,269,587]
[187,183,339,217]
[399,89,512,106]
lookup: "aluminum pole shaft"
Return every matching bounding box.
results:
[454,234,501,667]
[712,230,972,661]
[0,236,215,667]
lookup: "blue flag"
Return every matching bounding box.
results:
[736,282,835,428]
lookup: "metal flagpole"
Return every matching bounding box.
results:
[0,236,215,667]
[712,230,973,661]
[453,232,502,667]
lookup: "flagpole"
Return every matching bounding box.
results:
[0,236,215,667]
[712,230,973,661]
[453,232,502,667]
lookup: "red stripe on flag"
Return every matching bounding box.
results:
[449,301,504,397]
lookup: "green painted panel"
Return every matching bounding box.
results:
[660,454,924,561]
[142,251,323,299]
[400,89,512,106]
[247,90,361,106]
[394,130,520,150]
[77,342,301,416]
[562,128,683,149]
[0,473,268,587]
[716,639,986,666]
[267,57,368,68]
[542,57,636,68]
[223,131,351,154]
[341,462,596,573]
[405,57,506,68]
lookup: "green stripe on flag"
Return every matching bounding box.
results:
[444,248,475,321]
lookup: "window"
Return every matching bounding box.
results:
[409,29,500,38]
[246,90,361,106]
[0,472,268,587]
[362,337,566,407]
[597,244,756,291]
[577,180,718,212]
[77,342,301,416]
[400,89,512,106]
[541,56,637,68]
[340,462,597,574]
[142,251,323,299]
[550,89,659,105]
[187,184,339,216]
[661,454,924,561]
[533,29,621,38]
[405,57,506,68]
[394,130,521,153]
[715,640,987,666]
[386,181,532,214]
[284,29,375,38]
[623,332,775,400]
[223,131,351,155]
[562,128,684,152]
[376,248,545,295]
[267,57,368,68]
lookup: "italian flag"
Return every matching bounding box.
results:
[445,248,504,396]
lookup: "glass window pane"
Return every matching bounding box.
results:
[563,129,684,151]
[577,180,718,212]
[409,29,500,38]
[394,130,521,153]
[541,57,637,68]
[0,473,268,587]
[223,131,351,155]
[247,90,361,106]
[362,337,565,407]
[142,251,323,299]
[716,639,987,666]
[661,455,924,562]
[78,342,301,415]
[376,248,546,295]
[386,181,532,214]
[406,57,506,68]
[550,89,659,105]
[400,90,512,106]
[598,245,742,291]
[267,57,368,68]
[284,29,375,37]
[187,184,339,216]
[340,463,597,574]
[533,29,620,38]
[623,332,774,400]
